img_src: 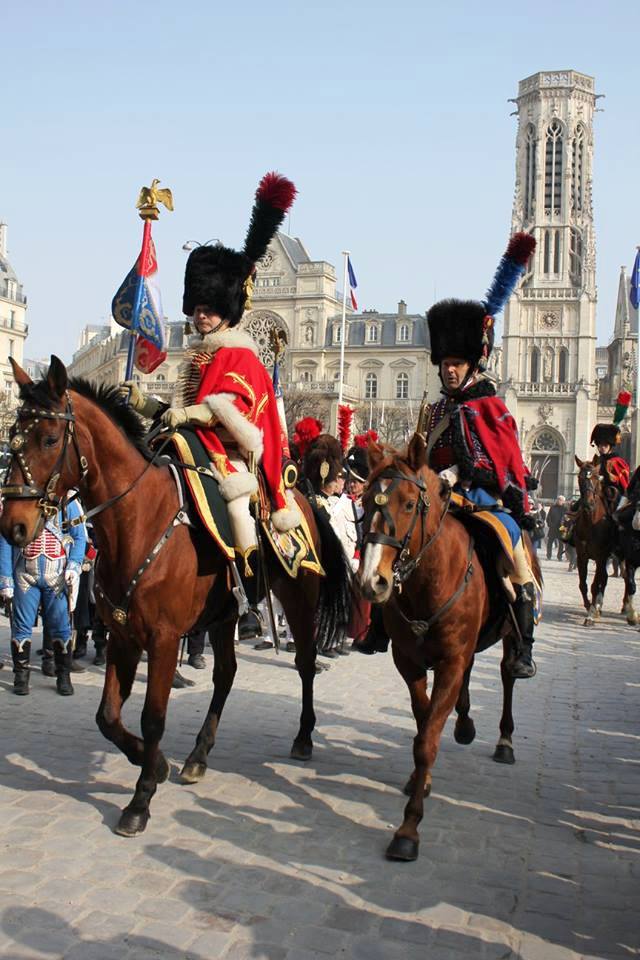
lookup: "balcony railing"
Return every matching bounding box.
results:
[510,381,576,395]
[285,379,359,400]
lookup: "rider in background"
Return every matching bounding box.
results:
[590,423,630,509]
[423,233,539,679]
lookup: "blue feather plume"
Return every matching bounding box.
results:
[484,232,536,317]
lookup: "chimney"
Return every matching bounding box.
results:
[0,223,6,258]
[398,299,407,316]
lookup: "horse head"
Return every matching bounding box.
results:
[358,432,445,603]
[575,454,599,513]
[0,356,81,547]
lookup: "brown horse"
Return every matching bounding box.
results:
[0,358,351,837]
[573,456,623,626]
[358,433,541,862]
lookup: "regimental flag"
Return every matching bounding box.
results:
[347,257,358,310]
[134,337,167,374]
[112,233,166,351]
[631,249,640,311]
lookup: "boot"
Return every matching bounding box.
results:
[11,640,31,696]
[41,632,56,678]
[239,551,266,643]
[93,642,106,666]
[509,582,537,679]
[53,643,74,696]
[73,630,88,660]
[354,606,390,655]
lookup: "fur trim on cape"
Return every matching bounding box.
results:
[271,489,302,532]
[205,392,264,459]
[217,471,259,502]
[187,327,259,357]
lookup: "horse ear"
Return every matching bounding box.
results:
[47,355,68,399]
[407,432,427,472]
[9,357,33,388]
[574,455,584,469]
[368,442,385,470]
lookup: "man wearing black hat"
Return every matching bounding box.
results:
[422,233,539,679]
[590,423,630,507]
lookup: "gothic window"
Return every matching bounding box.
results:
[365,372,378,399]
[398,323,409,343]
[532,430,561,453]
[558,347,568,383]
[395,372,409,399]
[571,125,584,212]
[569,227,583,287]
[366,324,379,344]
[530,346,540,382]
[304,325,314,345]
[554,229,561,274]
[544,120,563,213]
[544,229,561,275]
[524,124,537,220]
[543,230,550,274]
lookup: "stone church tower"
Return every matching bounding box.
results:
[500,71,600,499]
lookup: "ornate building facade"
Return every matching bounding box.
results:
[500,70,600,499]
[0,222,29,440]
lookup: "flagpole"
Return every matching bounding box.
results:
[635,245,640,466]
[338,250,349,407]
[124,219,153,382]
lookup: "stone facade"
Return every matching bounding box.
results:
[0,222,29,439]
[500,71,600,499]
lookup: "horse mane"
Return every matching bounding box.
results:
[18,377,152,460]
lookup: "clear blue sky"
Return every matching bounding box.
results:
[2,0,638,362]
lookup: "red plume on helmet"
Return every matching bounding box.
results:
[337,405,354,453]
[293,417,322,458]
[243,172,297,264]
[354,430,378,448]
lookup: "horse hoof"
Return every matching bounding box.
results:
[386,835,419,861]
[155,752,169,784]
[114,807,150,837]
[290,739,313,761]
[493,743,515,765]
[179,761,207,784]
[583,618,594,627]
[454,718,476,745]
[403,777,431,798]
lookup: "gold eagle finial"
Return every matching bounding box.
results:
[136,179,174,220]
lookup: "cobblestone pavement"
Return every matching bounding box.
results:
[0,558,638,960]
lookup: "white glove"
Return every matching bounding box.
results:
[0,587,13,600]
[160,404,214,429]
[438,466,459,488]
[64,569,80,613]
[119,381,163,418]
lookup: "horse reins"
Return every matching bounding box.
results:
[362,466,475,644]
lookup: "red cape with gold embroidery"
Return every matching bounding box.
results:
[599,454,630,492]
[177,329,287,513]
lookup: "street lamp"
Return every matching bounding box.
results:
[182,239,221,251]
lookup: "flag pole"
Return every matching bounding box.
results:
[124,219,153,382]
[338,250,349,407]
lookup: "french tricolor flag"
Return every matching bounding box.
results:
[347,257,358,310]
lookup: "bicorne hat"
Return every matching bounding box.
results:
[345,446,369,483]
[427,232,536,371]
[590,424,621,448]
[182,172,297,326]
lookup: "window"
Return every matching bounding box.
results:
[333,324,342,343]
[300,370,313,383]
[156,373,166,382]
[572,124,584,212]
[544,120,563,213]
[569,227,582,287]
[531,346,540,382]
[398,323,409,343]
[9,310,15,328]
[543,229,561,276]
[524,124,537,220]
[558,347,568,383]
[8,339,14,358]
[396,372,409,399]
[365,372,378,399]
[366,324,379,344]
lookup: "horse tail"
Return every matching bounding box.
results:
[524,531,543,586]
[310,502,353,653]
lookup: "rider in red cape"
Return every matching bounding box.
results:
[590,423,630,503]
[125,172,300,636]
[424,232,539,679]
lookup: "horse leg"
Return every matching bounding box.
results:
[623,563,639,624]
[453,658,476,745]
[115,638,177,837]
[95,637,146,767]
[577,553,590,614]
[180,619,237,784]
[493,638,516,764]
[387,654,466,862]
[593,561,608,620]
[276,574,319,761]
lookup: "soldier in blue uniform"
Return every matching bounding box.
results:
[0,498,87,696]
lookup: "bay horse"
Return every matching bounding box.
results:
[572,456,632,625]
[358,433,541,862]
[0,357,351,837]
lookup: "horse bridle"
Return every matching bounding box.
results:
[362,466,451,588]
[1,393,88,520]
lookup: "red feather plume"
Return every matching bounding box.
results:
[354,430,378,448]
[337,405,354,453]
[256,172,297,213]
[293,417,323,457]
[617,390,632,406]
[505,231,536,266]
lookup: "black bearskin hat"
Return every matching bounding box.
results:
[345,446,369,483]
[303,434,343,494]
[590,423,621,448]
[182,172,297,326]
[427,232,536,371]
